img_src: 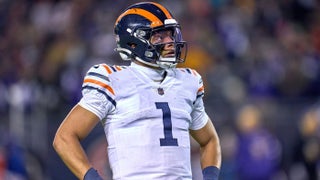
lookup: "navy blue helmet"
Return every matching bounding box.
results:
[114,2,187,69]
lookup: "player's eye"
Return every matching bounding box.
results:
[150,30,173,44]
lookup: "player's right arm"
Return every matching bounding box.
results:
[53,64,117,179]
[53,104,100,179]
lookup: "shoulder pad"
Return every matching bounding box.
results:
[177,68,200,77]
[177,68,204,97]
[82,64,125,97]
[88,63,125,76]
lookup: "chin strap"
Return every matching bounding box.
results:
[157,56,177,69]
[114,47,133,61]
[115,47,177,69]
[157,61,177,69]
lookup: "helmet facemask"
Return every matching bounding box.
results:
[150,25,188,69]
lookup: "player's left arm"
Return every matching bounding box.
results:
[188,69,221,179]
[190,118,221,179]
[190,118,221,169]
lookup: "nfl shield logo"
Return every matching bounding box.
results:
[157,88,164,95]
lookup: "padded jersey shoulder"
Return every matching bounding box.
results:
[175,67,204,98]
[82,63,127,103]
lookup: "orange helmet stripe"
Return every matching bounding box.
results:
[115,8,163,28]
[150,2,173,19]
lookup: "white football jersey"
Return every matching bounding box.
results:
[78,63,209,180]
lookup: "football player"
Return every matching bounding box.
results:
[53,2,221,180]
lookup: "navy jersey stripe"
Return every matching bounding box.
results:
[196,92,204,99]
[87,72,110,82]
[82,86,116,107]
[110,66,117,72]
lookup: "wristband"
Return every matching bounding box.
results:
[84,168,103,180]
[202,166,220,180]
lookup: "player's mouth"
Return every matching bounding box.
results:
[163,51,175,57]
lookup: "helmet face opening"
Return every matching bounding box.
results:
[114,2,188,69]
[150,25,187,63]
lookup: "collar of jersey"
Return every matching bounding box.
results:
[130,62,166,82]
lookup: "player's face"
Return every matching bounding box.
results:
[150,30,175,58]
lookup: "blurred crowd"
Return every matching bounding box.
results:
[0,0,320,179]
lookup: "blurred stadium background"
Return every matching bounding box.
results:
[0,0,319,179]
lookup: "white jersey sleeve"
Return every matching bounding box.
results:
[78,63,120,120]
[189,69,209,130]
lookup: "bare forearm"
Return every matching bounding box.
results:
[53,134,91,179]
[53,105,101,179]
[199,137,221,169]
[191,119,222,169]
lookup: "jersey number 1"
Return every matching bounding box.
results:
[155,102,178,146]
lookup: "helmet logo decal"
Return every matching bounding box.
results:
[145,51,153,58]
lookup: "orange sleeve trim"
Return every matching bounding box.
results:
[84,78,115,95]
[191,69,197,76]
[115,65,122,71]
[197,86,204,93]
[102,64,112,74]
